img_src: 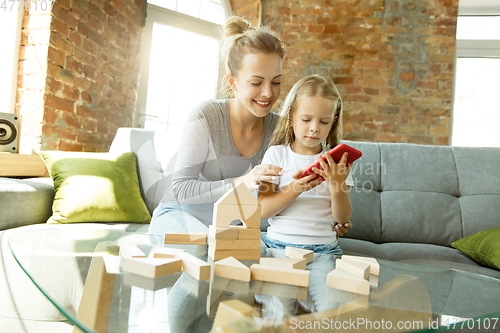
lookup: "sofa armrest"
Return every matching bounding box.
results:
[0,177,54,230]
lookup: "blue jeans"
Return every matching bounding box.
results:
[149,202,208,237]
[261,235,343,313]
[148,203,211,333]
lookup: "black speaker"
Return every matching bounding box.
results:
[0,112,19,153]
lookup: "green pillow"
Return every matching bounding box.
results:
[451,227,500,270]
[40,151,151,224]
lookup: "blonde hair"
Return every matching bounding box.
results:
[220,16,286,98]
[270,75,343,149]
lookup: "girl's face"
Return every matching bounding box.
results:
[227,52,283,118]
[291,95,337,155]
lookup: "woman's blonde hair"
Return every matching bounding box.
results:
[270,75,343,149]
[220,16,286,98]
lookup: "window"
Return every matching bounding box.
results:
[451,2,500,147]
[136,1,229,137]
[0,6,24,114]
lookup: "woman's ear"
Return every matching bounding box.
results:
[226,74,237,91]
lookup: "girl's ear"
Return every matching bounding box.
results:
[226,74,237,91]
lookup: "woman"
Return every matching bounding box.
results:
[149,16,287,235]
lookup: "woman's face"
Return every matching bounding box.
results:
[228,52,283,117]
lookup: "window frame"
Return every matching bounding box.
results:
[450,6,500,146]
[135,3,229,128]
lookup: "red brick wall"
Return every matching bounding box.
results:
[17,0,145,153]
[230,0,262,27]
[261,0,457,145]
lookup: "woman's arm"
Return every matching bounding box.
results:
[171,109,230,205]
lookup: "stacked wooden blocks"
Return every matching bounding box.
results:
[326,255,380,295]
[119,244,211,281]
[209,183,261,261]
[249,246,313,288]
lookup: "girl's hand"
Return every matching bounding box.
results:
[290,169,324,193]
[334,221,353,238]
[314,152,352,193]
[233,164,284,190]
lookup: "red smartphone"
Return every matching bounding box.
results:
[298,144,362,179]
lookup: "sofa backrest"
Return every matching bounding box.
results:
[109,128,180,215]
[344,140,500,246]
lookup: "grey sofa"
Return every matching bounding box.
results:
[1,128,499,332]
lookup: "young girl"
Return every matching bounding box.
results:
[257,74,354,312]
[259,74,354,252]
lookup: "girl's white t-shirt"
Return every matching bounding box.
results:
[261,144,354,245]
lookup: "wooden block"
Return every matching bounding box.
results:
[212,276,250,295]
[326,268,370,295]
[177,273,210,297]
[213,203,261,229]
[250,264,310,287]
[211,299,254,332]
[370,274,432,313]
[215,318,261,333]
[208,226,238,240]
[209,239,261,251]
[336,258,370,280]
[121,258,182,278]
[164,232,207,245]
[259,257,307,270]
[249,280,309,300]
[285,246,314,263]
[0,152,49,177]
[341,255,380,275]
[153,247,186,258]
[214,256,251,282]
[369,274,379,287]
[175,252,211,281]
[216,182,259,207]
[229,226,261,240]
[123,272,178,291]
[119,244,146,259]
[72,255,114,333]
[208,246,261,261]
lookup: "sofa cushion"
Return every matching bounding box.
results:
[339,238,500,279]
[0,177,54,230]
[108,128,181,215]
[344,141,500,247]
[40,151,151,224]
[451,226,500,270]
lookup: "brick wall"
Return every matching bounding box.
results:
[261,0,457,145]
[16,0,145,153]
[230,0,262,27]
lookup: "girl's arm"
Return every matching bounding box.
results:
[258,171,323,219]
[314,152,353,224]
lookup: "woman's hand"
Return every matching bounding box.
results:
[289,169,324,193]
[334,221,353,238]
[233,164,284,191]
[314,152,351,193]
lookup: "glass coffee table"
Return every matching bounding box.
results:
[8,225,500,332]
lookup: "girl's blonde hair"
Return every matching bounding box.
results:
[270,75,343,149]
[220,16,286,98]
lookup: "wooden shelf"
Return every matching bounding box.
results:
[0,152,49,177]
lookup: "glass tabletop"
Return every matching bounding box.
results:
[8,225,500,333]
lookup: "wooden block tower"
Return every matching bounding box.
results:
[208,183,261,261]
